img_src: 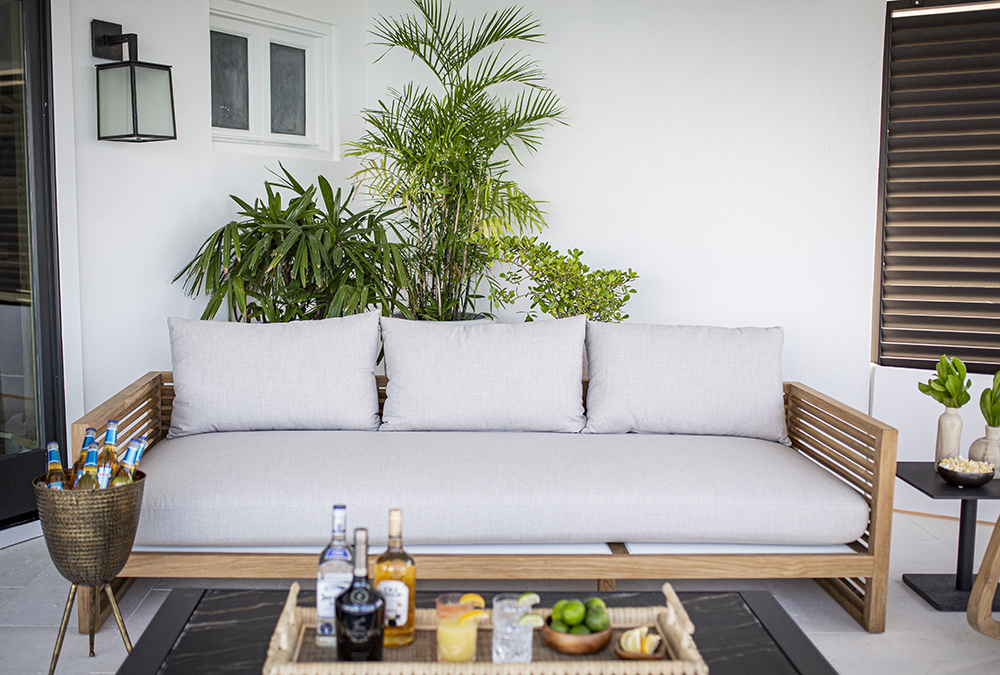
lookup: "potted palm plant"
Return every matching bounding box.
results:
[347,0,564,321]
[174,165,405,321]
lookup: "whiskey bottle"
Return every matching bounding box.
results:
[110,440,142,487]
[71,427,97,486]
[44,443,65,490]
[374,509,416,646]
[95,421,120,489]
[336,528,385,661]
[316,505,352,647]
[73,444,100,491]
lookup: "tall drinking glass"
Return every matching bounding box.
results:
[491,593,532,663]
[436,593,479,662]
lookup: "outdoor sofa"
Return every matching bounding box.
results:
[71,313,897,634]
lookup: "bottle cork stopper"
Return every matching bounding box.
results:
[388,509,402,537]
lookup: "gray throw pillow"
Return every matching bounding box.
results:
[167,313,381,438]
[583,322,789,443]
[379,315,587,432]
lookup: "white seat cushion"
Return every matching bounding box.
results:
[134,431,869,548]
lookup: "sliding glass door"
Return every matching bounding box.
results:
[0,0,63,529]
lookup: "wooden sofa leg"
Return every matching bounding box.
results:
[863,573,888,633]
[77,577,134,634]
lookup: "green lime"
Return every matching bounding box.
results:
[561,600,586,626]
[550,619,569,633]
[519,613,545,627]
[584,608,609,632]
[584,597,607,612]
[518,592,541,607]
[551,599,568,623]
[568,624,592,635]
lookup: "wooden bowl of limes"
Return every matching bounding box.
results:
[542,598,613,655]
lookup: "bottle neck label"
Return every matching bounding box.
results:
[105,426,118,447]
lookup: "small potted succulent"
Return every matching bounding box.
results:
[969,372,1000,472]
[918,355,972,463]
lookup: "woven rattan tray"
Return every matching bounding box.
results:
[263,582,708,675]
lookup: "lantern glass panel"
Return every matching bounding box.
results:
[135,65,175,138]
[97,65,133,138]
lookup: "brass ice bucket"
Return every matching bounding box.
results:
[33,471,145,673]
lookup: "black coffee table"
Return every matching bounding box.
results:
[114,587,837,675]
[896,461,1000,612]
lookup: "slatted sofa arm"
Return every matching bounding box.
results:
[783,381,898,547]
[71,371,173,458]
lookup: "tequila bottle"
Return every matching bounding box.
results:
[336,528,385,661]
[95,421,119,489]
[374,509,416,646]
[316,505,352,647]
[73,445,100,491]
[71,427,97,486]
[44,443,65,490]
[110,440,141,487]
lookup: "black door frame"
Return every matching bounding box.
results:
[0,0,64,530]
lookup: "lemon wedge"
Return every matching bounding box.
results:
[458,609,489,625]
[460,593,486,608]
[641,634,661,655]
[619,628,642,653]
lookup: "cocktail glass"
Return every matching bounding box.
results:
[491,593,532,663]
[436,593,479,662]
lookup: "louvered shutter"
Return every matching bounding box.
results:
[874,0,1000,375]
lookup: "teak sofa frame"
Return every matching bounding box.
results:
[71,372,897,634]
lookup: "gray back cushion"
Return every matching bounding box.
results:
[380,315,586,432]
[167,313,381,438]
[584,322,789,443]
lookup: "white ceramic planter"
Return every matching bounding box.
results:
[969,425,1000,475]
[935,407,963,464]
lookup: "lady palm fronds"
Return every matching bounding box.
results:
[347,0,563,321]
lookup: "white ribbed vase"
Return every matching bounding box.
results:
[969,426,1000,476]
[935,407,963,464]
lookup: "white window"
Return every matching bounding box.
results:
[209,0,336,159]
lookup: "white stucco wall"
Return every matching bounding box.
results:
[53,0,988,521]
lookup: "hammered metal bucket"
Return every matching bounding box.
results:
[33,471,145,673]
[34,471,145,586]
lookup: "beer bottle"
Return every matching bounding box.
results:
[71,427,97,487]
[95,420,120,489]
[110,440,141,487]
[44,442,66,490]
[74,444,100,491]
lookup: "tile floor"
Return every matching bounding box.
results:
[1,511,999,675]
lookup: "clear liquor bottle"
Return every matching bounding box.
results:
[71,427,97,486]
[95,420,120,489]
[316,505,353,647]
[374,509,416,647]
[336,528,385,662]
[44,443,65,490]
[73,444,100,490]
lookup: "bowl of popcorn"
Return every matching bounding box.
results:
[937,457,995,488]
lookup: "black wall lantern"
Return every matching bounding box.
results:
[91,20,176,142]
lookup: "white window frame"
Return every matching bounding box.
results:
[209,0,336,159]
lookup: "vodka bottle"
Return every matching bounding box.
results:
[336,528,385,661]
[73,444,100,490]
[374,509,416,646]
[44,443,65,490]
[316,505,353,647]
[110,440,142,487]
[95,420,120,489]
[71,427,97,486]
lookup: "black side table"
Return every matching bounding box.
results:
[896,461,1000,611]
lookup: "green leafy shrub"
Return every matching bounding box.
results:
[174,165,406,322]
[486,235,637,322]
[981,372,1000,427]
[918,355,972,409]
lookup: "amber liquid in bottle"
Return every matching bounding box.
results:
[374,509,416,647]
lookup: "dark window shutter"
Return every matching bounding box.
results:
[874,0,1000,375]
